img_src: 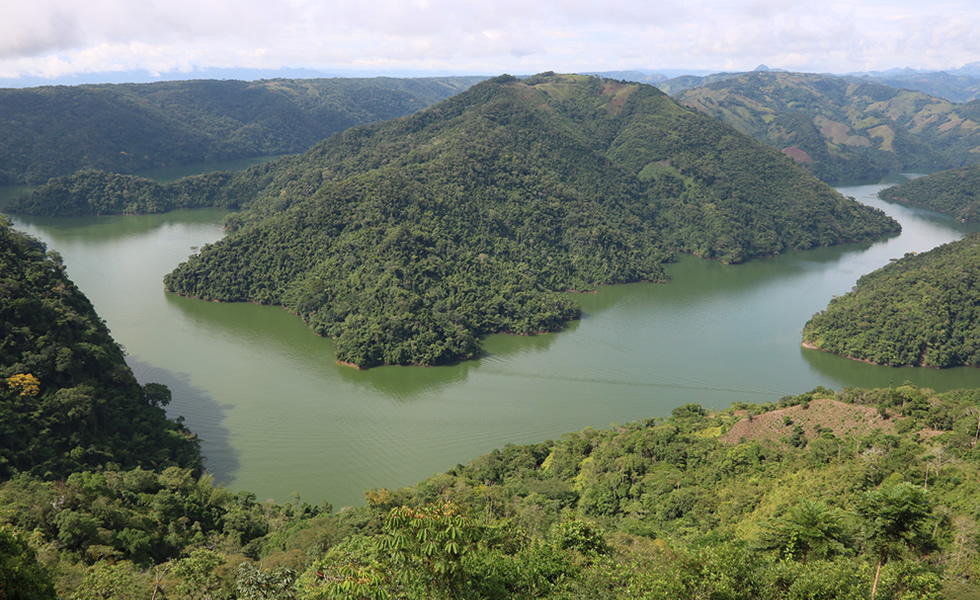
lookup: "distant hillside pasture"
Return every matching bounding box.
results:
[674,71,980,183]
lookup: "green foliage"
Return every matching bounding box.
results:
[880,166,980,222]
[235,562,297,600]
[3,384,980,597]
[0,468,273,567]
[0,527,57,600]
[0,76,485,185]
[70,561,151,600]
[858,483,935,562]
[9,169,242,216]
[162,73,898,367]
[675,71,980,184]
[756,500,850,562]
[803,234,980,367]
[0,216,202,480]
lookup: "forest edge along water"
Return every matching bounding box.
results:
[5,173,980,509]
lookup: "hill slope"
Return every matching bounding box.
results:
[674,71,980,183]
[802,233,980,367]
[0,217,202,479]
[162,73,899,368]
[0,76,483,185]
[6,384,980,598]
[878,166,980,222]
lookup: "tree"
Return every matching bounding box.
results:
[857,483,935,599]
[235,562,297,600]
[757,500,850,563]
[169,549,228,600]
[0,528,57,600]
[71,561,151,600]
[379,501,469,598]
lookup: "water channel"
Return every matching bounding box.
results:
[7,174,980,508]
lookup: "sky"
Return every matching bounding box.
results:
[1,0,978,84]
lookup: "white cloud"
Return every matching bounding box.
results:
[0,0,977,81]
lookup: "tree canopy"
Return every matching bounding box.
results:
[4,383,980,598]
[879,166,980,223]
[803,234,980,367]
[0,216,202,480]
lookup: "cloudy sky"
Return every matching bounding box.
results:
[2,0,977,83]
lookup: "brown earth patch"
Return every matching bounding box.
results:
[781,146,813,163]
[720,398,898,445]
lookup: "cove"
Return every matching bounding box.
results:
[8,174,980,508]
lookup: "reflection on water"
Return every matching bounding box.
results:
[6,175,980,508]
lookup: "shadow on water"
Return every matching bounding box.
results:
[800,345,980,393]
[333,325,572,399]
[126,358,241,485]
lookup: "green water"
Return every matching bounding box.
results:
[8,175,980,508]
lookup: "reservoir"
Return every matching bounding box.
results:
[8,175,980,508]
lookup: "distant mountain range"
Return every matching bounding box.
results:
[668,71,980,183]
[8,62,978,102]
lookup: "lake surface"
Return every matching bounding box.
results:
[8,174,980,508]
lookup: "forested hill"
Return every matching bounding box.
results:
[0,216,202,480]
[9,169,245,216]
[878,166,980,222]
[802,233,980,368]
[674,71,980,183]
[163,72,899,368]
[0,76,484,185]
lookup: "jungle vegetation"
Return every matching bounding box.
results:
[157,73,899,367]
[878,166,980,223]
[802,234,980,368]
[3,384,980,599]
[8,169,240,216]
[0,76,484,185]
[0,216,203,481]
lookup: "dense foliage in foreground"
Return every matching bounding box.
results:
[161,73,899,367]
[4,384,980,599]
[879,167,980,223]
[0,217,202,480]
[803,234,980,368]
[0,76,484,184]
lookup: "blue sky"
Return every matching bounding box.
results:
[1,0,977,83]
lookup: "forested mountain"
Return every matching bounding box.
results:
[802,234,980,367]
[0,216,202,481]
[879,166,980,222]
[673,71,980,183]
[0,76,484,185]
[159,73,899,367]
[4,383,980,598]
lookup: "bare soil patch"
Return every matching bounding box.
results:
[720,398,897,445]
